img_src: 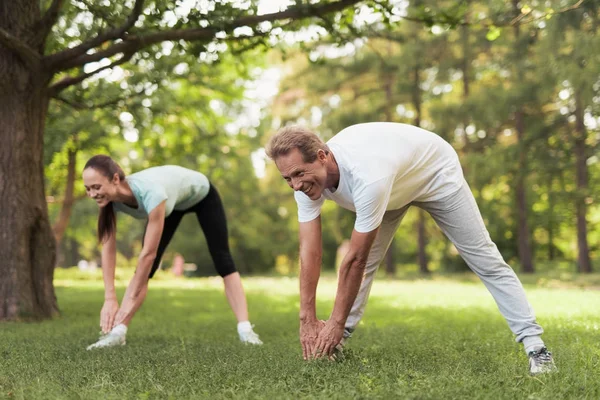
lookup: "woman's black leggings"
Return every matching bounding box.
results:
[146,183,237,279]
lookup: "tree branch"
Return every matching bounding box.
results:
[48,0,363,71]
[379,0,585,28]
[46,0,145,70]
[510,0,585,26]
[49,51,134,95]
[0,27,42,70]
[37,0,66,42]
[52,145,77,245]
[52,94,126,110]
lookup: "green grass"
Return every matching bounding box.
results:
[1,272,600,399]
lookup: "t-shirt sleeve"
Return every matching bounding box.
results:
[141,185,168,214]
[353,176,395,233]
[294,190,325,223]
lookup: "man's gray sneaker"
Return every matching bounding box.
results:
[528,347,557,375]
[331,337,347,362]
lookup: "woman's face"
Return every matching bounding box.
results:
[82,168,119,208]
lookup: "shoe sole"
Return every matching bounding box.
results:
[86,341,126,350]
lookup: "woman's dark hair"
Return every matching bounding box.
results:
[84,155,126,243]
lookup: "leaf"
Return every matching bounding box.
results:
[486,26,502,42]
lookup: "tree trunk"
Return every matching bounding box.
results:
[460,15,472,157]
[461,23,470,101]
[52,146,77,246]
[547,174,555,261]
[512,0,534,273]
[573,93,592,273]
[417,210,429,274]
[412,64,429,274]
[384,243,395,277]
[515,111,534,273]
[68,236,81,268]
[0,3,59,320]
[382,43,396,277]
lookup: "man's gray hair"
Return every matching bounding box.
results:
[265,126,329,163]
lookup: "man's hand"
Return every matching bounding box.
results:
[300,319,326,360]
[100,298,119,334]
[313,319,344,359]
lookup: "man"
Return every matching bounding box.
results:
[266,122,556,375]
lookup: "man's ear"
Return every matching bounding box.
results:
[317,149,328,162]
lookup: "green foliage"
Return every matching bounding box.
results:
[43,0,599,275]
[486,25,502,41]
[266,0,599,274]
[42,0,404,274]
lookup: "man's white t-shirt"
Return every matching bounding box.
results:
[294,122,464,233]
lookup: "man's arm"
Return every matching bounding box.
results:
[299,216,322,322]
[298,216,326,360]
[113,201,166,327]
[314,226,379,357]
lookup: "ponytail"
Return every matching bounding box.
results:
[98,202,116,243]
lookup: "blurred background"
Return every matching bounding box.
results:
[43,0,599,280]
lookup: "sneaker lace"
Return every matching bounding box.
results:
[531,348,552,364]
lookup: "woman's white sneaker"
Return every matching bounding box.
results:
[238,325,263,345]
[86,332,126,350]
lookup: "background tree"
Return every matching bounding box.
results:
[0,0,387,321]
[264,0,598,276]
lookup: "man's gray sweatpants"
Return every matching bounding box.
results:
[344,178,544,349]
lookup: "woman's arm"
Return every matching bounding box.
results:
[113,201,166,327]
[101,226,118,300]
[100,222,119,333]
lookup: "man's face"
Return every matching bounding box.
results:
[275,148,328,200]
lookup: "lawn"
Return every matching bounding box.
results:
[1,271,600,399]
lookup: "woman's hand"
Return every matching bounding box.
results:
[100,298,119,334]
[112,297,135,327]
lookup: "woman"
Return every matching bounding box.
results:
[82,155,262,349]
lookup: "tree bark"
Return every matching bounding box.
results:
[52,146,77,246]
[512,0,534,273]
[460,13,471,156]
[0,1,58,320]
[68,236,81,268]
[382,41,396,277]
[514,111,534,273]
[412,64,429,274]
[573,93,592,273]
[547,174,555,261]
[417,210,429,274]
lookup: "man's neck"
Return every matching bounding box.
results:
[325,152,340,190]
